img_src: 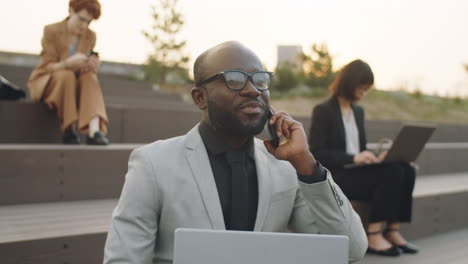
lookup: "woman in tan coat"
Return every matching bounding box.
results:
[28,0,109,145]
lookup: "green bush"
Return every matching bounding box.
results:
[271,62,302,92]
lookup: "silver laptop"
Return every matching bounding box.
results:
[345,123,436,169]
[173,228,349,264]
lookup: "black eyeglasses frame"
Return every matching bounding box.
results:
[195,70,274,91]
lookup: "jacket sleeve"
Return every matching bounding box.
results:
[104,147,160,264]
[288,170,367,262]
[308,105,354,168]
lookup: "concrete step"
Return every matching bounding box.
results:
[357,228,468,264]
[0,174,467,264]
[352,173,468,241]
[367,142,468,176]
[400,172,468,240]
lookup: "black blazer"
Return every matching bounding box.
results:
[308,96,367,170]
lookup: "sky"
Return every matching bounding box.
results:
[1,0,468,97]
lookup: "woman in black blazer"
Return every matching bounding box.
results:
[308,60,418,256]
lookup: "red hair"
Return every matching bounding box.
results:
[69,0,101,20]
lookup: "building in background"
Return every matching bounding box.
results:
[276,45,303,71]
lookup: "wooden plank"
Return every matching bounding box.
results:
[0,146,136,205]
[0,233,106,264]
[0,199,116,243]
[1,174,467,244]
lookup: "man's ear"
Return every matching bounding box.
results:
[191,87,207,110]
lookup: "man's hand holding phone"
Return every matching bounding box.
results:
[263,110,317,175]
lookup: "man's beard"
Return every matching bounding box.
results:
[207,98,269,137]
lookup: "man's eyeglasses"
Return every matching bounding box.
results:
[196,70,274,91]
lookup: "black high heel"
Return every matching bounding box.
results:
[366,230,402,257]
[384,228,419,254]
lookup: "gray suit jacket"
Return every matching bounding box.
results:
[104,125,367,263]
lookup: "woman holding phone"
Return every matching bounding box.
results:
[308,60,418,256]
[28,0,109,145]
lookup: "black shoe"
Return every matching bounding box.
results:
[383,227,419,254]
[63,129,80,144]
[366,246,402,256]
[396,243,419,254]
[86,131,109,145]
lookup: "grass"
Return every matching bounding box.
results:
[269,89,468,124]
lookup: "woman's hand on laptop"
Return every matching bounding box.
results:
[377,151,388,162]
[353,150,379,164]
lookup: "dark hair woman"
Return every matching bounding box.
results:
[308,59,418,256]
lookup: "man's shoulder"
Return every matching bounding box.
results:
[134,135,187,157]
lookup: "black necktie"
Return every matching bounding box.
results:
[225,151,249,231]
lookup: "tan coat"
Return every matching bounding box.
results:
[28,20,96,101]
[28,19,108,134]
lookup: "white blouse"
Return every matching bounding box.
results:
[341,109,360,155]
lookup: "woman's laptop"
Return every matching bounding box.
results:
[173,228,349,264]
[345,123,436,169]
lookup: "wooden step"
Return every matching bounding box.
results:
[0,101,201,143]
[0,174,467,263]
[1,142,467,206]
[0,199,115,264]
[0,199,116,244]
[0,144,138,205]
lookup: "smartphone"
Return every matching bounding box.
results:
[262,108,280,148]
[88,50,99,57]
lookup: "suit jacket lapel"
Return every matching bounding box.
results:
[253,142,272,231]
[184,125,226,230]
[330,97,346,150]
[351,104,366,151]
[56,20,70,60]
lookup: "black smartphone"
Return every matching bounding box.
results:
[263,108,280,148]
[88,50,99,57]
